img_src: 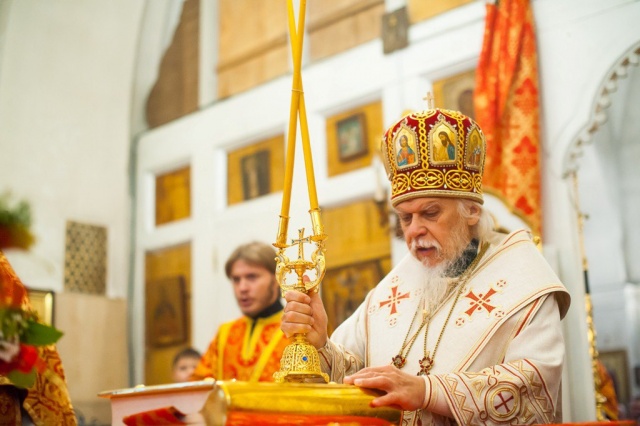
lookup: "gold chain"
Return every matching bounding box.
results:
[391,297,428,369]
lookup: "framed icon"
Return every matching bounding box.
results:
[240,150,271,201]
[145,276,188,348]
[336,113,368,162]
[326,101,382,177]
[432,69,476,119]
[599,349,631,406]
[155,166,191,226]
[26,288,54,326]
[322,260,385,335]
[227,134,285,206]
[382,7,409,54]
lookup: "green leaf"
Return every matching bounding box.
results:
[22,320,63,346]
[7,369,36,388]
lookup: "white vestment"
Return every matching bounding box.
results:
[319,230,571,425]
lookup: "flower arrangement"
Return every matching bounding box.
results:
[0,299,63,388]
[0,247,62,388]
[0,192,35,250]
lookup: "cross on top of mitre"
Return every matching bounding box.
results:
[423,92,435,109]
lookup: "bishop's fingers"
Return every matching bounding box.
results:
[283,290,311,304]
[283,300,313,316]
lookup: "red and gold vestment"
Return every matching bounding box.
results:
[192,310,287,382]
[0,251,77,426]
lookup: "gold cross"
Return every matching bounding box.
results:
[291,228,312,260]
[423,92,434,109]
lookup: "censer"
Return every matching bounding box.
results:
[271,0,329,384]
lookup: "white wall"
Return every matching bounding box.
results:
[0,0,145,298]
[0,0,148,421]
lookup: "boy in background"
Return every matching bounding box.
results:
[171,348,201,382]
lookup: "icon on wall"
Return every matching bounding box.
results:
[240,150,271,201]
[382,7,409,54]
[227,134,284,206]
[146,276,188,348]
[337,113,368,162]
[432,69,476,120]
[155,166,191,226]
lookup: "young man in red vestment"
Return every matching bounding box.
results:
[192,242,288,382]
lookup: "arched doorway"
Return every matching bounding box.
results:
[564,42,640,418]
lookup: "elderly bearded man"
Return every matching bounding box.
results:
[282,107,570,425]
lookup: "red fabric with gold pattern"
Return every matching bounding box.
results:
[0,251,27,310]
[192,312,288,382]
[0,250,77,426]
[474,0,542,235]
[122,406,186,425]
[21,345,77,426]
[226,412,394,426]
[381,109,486,206]
[546,422,636,426]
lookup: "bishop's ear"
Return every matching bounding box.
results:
[465,201,481,226]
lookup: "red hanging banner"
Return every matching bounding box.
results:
[474,0,542,235]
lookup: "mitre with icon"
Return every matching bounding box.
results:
[380,94,487,206]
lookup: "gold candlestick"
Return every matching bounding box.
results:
[273,228,328,383]
[273,0,328,384]
[571,171,606,420]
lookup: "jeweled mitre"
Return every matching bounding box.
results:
[380,108,487,206]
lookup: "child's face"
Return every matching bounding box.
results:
[172,356,199,382]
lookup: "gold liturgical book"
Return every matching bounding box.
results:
[202,381,401,425]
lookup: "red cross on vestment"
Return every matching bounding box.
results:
[379,285,410,316]
[494,391,515,414]
[463,287,497,317]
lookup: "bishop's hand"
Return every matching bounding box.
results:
[344,365,427,412]
[281,287,328,349]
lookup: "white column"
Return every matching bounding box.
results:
[542,172,597,421]
[198,0,217,107]
[625,284,640,398]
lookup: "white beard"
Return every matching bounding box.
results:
[421,261,457,315]
[410,217,472,313]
